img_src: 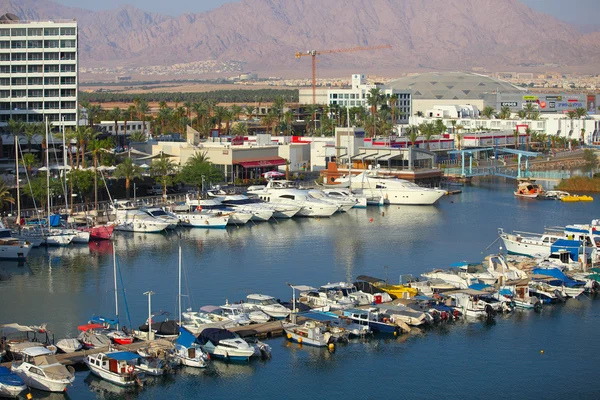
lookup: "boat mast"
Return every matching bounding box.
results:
[178,241,182,325]
[347,107,352,192]
[113,243,119,329]
[61,116,69,213]
[14,135,20,231]
[45,118,50,224]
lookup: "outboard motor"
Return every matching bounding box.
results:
[553,289,566,303]
[592,280,600,294]
[533,298,543,312]
[484,304,497,319]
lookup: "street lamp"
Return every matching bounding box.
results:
[143,290,155,340]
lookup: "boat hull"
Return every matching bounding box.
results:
[284,329,329,347]
[176,213,229,229]
[85,363,136,387]
[500,235,550,257]
[361,188,445,205]
[12,368,73,393]
[0,242,31,260]
[80,225,114,241]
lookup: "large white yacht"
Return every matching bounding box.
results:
[307,190,356,212]
[335,172,446,205]
[207,191,280,221]
[111,201,171,233]
[248,181,339,217]
[185,196,253,225]
[0,223,31,260]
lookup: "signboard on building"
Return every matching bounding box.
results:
[231,136,244,146]
[501,102,518,107]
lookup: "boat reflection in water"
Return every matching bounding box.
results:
[0,260,32,281]
[84,373,139,398]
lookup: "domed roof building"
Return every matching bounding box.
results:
[385,72,525,100]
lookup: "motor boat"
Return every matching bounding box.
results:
[182,306,240,329]
[197,328,257,361]
[373,304,432,326]
[499,285,543,310]
[111,201,171,233]
[528,281,564,303]
[355,275,418,300]
[0,366,27,398]
[498,228,571,258]
[76,222,114,240]
[421,269,478,290]
[173,327,209,368]
[185,196,253,225]
[335,171,446,205]
[84,351,144,387]
[0,237,31,260]
[0,323,57,361]
[342,308,404,334]
[514,179,544,198]
[207,191,276,221]
[447,292,497,319]
[283,320,345,347]
[88,316,134,345]
[77,324,111,350]
[171,204,230,229]
[55,338,82,354]
[249,181,340,217]
[306,190,356,212]
[12,347,75,392]
[136,318,180,339]
[531,268,586,298]
[142,207,180,229]
[219,303,253,326]
[15,225,75,247]
[242,294,291,320]
[134,347,175,376]
[322,188,368,208]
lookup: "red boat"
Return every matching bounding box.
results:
[78,224,114,240]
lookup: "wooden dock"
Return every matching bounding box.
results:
[1,321,286,367]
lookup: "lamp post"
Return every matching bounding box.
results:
[143,290,155,340]
[201,175,206,196]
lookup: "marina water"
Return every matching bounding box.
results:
[1,178,599,399]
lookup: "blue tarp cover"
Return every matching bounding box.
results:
[551,239,581,261]
[469,283,491,291]
[450,262,469,267]
[532,268,583,288]
[49,214,61,227]
[90,316,118,325]
[297,311,338,322]
[197,328,237,345]
[175,327,198,348]
[107,352,140,361]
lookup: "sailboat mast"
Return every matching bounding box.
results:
[45,118,50,223]
[113,243,119,329]
[61,117,69,213]
[178,242,182,325]
[347,107,352,192]
[14,135,20,230]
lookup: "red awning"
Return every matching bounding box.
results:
[234,157,286,168]
[78,323,104,332]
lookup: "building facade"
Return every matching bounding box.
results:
[299,74,412,123]
[0,17,78,127]
[482,92,588,114]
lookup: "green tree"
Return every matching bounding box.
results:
[128,131,146,143]
[21,153,37,174]
[523,102,536,119]
[74,125,96,168]
[517,110,527,119]
[87,138,113,209]
[366,88,383,138]
[0,181,14,211]
[583,148,597,165]
[575,107,587,119]
[150,153,178,198]
[178,152,223,199]
[498,106,512,120]
[433,119,446,135]
[261,112,278,136]
[67,169,95,203]
[23,122,43,153]
[481,106,496,119]
[113,157,142,199]
[514,129,520,150]
[25,173,62,210]
[231,122,249,137]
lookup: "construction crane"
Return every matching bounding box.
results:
[295,45,393,105]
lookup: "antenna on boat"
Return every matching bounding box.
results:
[178,239,182,326]
[113,243,119,330]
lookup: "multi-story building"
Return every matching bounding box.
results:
[299,74,412,123]
[0,16,78,127]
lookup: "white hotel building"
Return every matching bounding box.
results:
[299,74,412,124]
[0,16,78,127]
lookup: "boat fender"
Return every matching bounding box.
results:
[196,206,202,211]
[453,309,460,318]
[127,365,134,373]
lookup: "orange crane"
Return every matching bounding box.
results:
[295,45,393,105]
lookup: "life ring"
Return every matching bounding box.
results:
[205,220,209,225]
[127,365,134,373]
[196,206,202,211]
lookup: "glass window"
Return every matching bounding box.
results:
[28,40,43,48]
[28,77,43,85]
[28,65,43,73]
[60,39,75,48]
[60,64,75,73]
[0,78,8,86]
[0,29,9,37]
[44,89,59,97]
[12,90,26,98]
[28,89,43,97]
[60,52,75,60]
[11,53,26,61]
[0,41,8,49]
[28,28,43,36]
[0,54,8,61]
[60,77,76,85]
[44,40,59,48]
[44,77,59,85]
[0,90,9,98]
[29,101,43,110]
[45,101,59,109]
[11,28,26,36]
[28,52,43,61]
[44,52,59,61]
[0,66,8,73]
[11,78,26,86]
[44,28,59,36]
[11,40,25,49]
[60,27,76,36]
[44,65,59,73]
[11,66,26,73]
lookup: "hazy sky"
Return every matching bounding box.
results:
[53,0,600,25]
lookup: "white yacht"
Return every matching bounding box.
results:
[322,188,368,208]
[242,294,291,319]
[15,226,74,247]
[335,172,446,205]
[249,181,339,218]
[185,196,253,225]
[172,208,230,229]
[142,207,180,229]
[11,347,75,393]
[0,237,31,260]
[112,201,171,233]
[212,191,301,219]
[498,228,576,258]
[307,190,356,212]
[208,191,276,221]
[173,327,210,368]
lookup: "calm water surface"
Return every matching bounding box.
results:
[1,178,599,399]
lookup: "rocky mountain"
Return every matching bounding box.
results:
[2,0,600,73]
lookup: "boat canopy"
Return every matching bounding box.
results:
[450,261,469,267]
[77,323,104,332]
[532,268,583,288]
[468,283,492,291]
[413,295,436,301]
[138,320,179,336]
[197,328,238,345]
[355,275,384,284]
[199,305,221,313]
[0,323,35,335]
[296,311,338,322]
[106,352,141,361]
[90,316,118,326]
[551,239,582,261]
[288,284,316,292]
[175,327,199,348]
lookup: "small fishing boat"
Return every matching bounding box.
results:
[55,338,82,354]
[12,347,75,392]
[342,308,403,334]
[499,285,542,310]
[514,179,544,198]
[197,328,256,362]
[173,327,209,368]
[84,351,144,387]
[0,366,27,398]
[283,320,340,347]
[528,281,564,303]
[77,324,111,350]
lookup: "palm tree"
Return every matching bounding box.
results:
[434,119,446,135]
[408,130,419,147]
[183,101,192,119]
[517,110,527,119]
[261,112,278,136]
[524,127,532,151]
[23,122,43,153]
[418,122,435,150]
[128,131,146,143]
[449,120,457,134]
[523,102,536,119]
[498,106,512,120]
[482,106,496,119]
[7,119,25,142]
[367,88,383,138]
[513,129,520,150]
[581,128,586,145]
[106,107,122,140]
[123,105,137,143]
[231,122,249,137]
[245,105,256,121]
[0,181,14,211]
[388,94,399,125]
[87,138,113,209]
[136,100,150,138]
[150,153,178,198]
[21,153,37,174]
[213,106,228,132]
[272,96,286,122]
[74,125,96,168]
[230,104,243,122]
[86,104,103,127]
[157,106,173,135]
[529,111,541,120]
[188,151,210,164]
[575,107,587,119]
[113,157,142,199]
[415,111,424,117]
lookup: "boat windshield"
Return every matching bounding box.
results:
[149,210,167,216]
[260,298,277,306]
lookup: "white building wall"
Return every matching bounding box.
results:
[0,20,78,127]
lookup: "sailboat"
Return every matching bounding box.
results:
[86,244,134,345]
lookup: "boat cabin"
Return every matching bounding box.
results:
[246,294,278,306]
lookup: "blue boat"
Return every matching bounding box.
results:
[0,366,27,397]
[342,309,400,334]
